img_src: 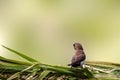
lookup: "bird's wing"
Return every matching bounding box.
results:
[76,54,85,62]
[71,55,76,63]
[72,52,85,64]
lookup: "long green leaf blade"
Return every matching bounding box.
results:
[0,56,31,65]
[2,45,38,63]
[7,72,21,80]
[38,70,51,80]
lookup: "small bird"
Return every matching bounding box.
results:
[68,42,86,68]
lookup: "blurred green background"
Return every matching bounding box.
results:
[0,0,120,65]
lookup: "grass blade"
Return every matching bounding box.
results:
[86,61,120,68]
[37,70,51,80]
[2,45,38,63]
[0,56,31,66]
[7,72,21,80]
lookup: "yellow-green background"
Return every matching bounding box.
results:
[0,0,120,65]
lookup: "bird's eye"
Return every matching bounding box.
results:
[73,44,75,47]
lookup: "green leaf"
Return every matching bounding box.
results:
[48,74,62,80]
[0,56,31,71]
[86,61,120,68]
[0,56,31,65]
[2,45,38,63]
[37,70,51,80]
[7,72,21,80]
[84,68,94,78]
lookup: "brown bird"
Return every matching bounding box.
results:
[68,43,86,68]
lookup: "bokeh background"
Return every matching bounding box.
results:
[0,0,120,65]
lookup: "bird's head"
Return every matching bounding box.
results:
[73,42,83,50]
